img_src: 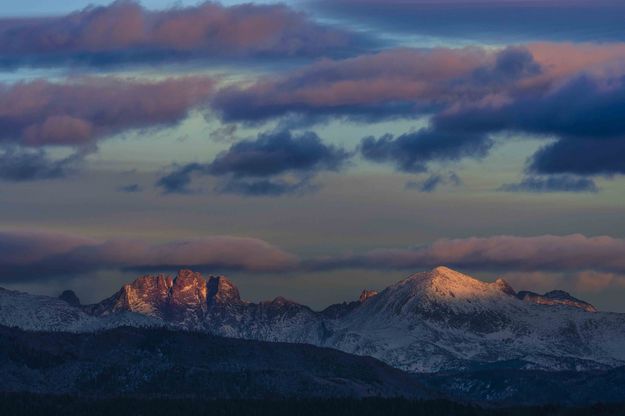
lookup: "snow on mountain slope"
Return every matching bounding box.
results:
[0,287,96,331]
[324,267,625,372]
[0,287,165,332]
[2,266,625,374]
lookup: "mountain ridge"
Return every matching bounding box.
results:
[2,266,625,373]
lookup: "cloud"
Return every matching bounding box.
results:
[212,47,511,122]
[216,178,315,197]
[426,72,625,176]
[0,76,214,147]
[157,130,351,195]
[360,130,493,173]
[307,234,625,274]
[311,0,625,43]
[499,175,598,193]
[208,130,349,177]
[529,137,625,176]
[0,230,298,282]
[471,46,542,84]
[0,0,363,68]
[405,172,462,192]
[117,184,142,193]
[0,147,79,181]
[214,42,625,178]
[574,271,625,293]
[156,163,205,194]
[4,231,625,292]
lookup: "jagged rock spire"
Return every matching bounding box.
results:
[207,275,241,304]
[359,289,378,303]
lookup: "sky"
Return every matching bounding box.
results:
[1,0,625,312]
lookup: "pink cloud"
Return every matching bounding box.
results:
[0,76,214,147]
[0,1,357,64]
[0,230,298,282]
[310,234,625,274]
[213,42,625,122]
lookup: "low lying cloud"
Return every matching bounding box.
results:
[0,76,214,148]
[308,234,625,274]
[0,230,298,282]
[0,1,362,68]
[157,130,351,196]
[3,231,625,294]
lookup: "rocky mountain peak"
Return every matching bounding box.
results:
[175,269,202,283]
[126,273,174,294]
[404,266,492,295]
[169,270,208,314]
[359,289,378,302]
[59,290,81,307]
[493,278,516,296]
[207,275,241,304]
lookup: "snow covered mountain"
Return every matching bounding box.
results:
[2,266,625,373]
[324,267,625,372]
[0,287,164,332]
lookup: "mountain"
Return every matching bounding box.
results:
[324,267,625,372]
[0,287,164,332]
[0,325,430,400]
[2,266,625,374]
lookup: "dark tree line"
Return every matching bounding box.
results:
[0,394,624,416]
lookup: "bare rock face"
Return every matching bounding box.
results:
[516,290,598,312]
[168,269,208,325]
[207,275,241,305]
[92,274,173,318]
[359,290,378,303]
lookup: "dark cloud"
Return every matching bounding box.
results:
[0,0,364,68]
[157,130,351,195]
[306,234,625,274]
[405,172,462,193]
[156,163,205,194]
[117,184,142,193]
[427,73,625,176]
[0,76,214,147]
[208,130,349,177]
[0,147,74,181]
[433,75,625,142]
[499,175,599,193]
[471,46,541,84]
[214,42,625,178]
[216,178,314,197]
[530,137,625,176]
[360,130,493,173]
[0,230,298,282]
